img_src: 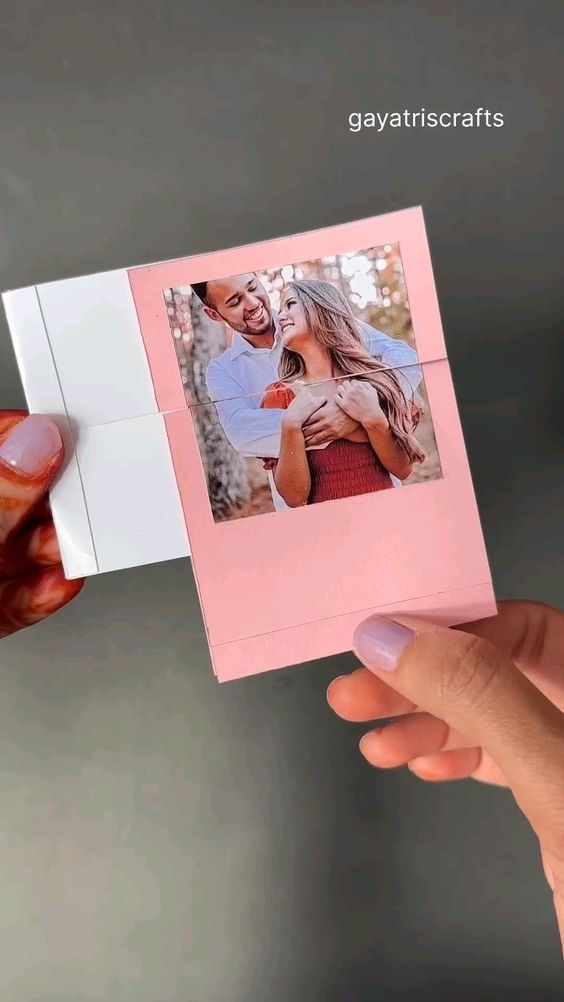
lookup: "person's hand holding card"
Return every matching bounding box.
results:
[327,600,564,953]
[0,411,83,637]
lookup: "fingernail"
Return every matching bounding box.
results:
[353,617,414,672]
[326,675,347,699]
[0,415,62,475]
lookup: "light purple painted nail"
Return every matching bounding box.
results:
[0,415,62,475]
[353,617,414,672]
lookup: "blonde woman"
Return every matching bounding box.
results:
[261,279,425,507]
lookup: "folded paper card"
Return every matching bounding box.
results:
[2,207,495,681]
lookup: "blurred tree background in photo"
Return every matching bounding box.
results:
[261,243,415,348]
[164,244,440,521]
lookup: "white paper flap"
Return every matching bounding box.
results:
[3,281,190,578]
[3,286,98,577]
[73,414,190,577]
[36,269,158,428]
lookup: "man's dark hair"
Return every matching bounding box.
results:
[191,282,209,306]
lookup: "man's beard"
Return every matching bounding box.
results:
[242,302,272,336]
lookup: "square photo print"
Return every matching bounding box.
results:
[164,244,442,523]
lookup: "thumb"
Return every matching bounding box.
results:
[353,615,564,861]
[0,413,64,544]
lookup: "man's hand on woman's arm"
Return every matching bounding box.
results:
[0,411,84,637]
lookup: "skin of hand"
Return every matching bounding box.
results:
[303,397,362,447]
[282,388,327,430]
[334,378,385,426]
[275,392,327,507]
[0,411,84,637]
[327,601,564,954]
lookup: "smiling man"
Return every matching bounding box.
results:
[195,274,276,348]
[192,272,421,508]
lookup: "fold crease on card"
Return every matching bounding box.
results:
[2,206,495,680]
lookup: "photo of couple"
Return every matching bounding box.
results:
[164,244,442,522]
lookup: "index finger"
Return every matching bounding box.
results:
[327,666,417,722]
[303,409,328,434]
[353,615,564,835]
[0,413,64,545]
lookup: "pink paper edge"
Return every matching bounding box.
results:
[211,581,497,682]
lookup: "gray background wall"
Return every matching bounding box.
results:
[1,2,563,999]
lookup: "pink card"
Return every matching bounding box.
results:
[126,207,495,681]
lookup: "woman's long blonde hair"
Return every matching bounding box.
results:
[279,279,425,464]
